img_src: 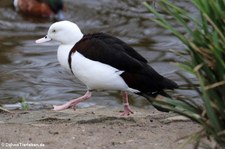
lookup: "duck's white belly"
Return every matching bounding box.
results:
[71,52,129,91]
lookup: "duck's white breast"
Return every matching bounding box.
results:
[57,44,74,71]
[71,51,129,91]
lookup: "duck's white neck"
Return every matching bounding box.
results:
[55,23,84,71]
[61,34,83,45]
[57,44,74,71]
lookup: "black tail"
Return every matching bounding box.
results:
[137,77,178,112]
[138,91,171,112]
[148,77,178,112]
[162,77,179,90]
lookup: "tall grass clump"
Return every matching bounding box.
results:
[143,0,225,148]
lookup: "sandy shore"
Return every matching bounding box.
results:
[0,106,200,149]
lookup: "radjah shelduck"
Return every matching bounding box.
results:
[36,21,178,116]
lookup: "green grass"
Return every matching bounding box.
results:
[19,98,29,110]
[143,0,225,148]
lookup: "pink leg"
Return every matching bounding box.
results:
[53,91,92,111]
[120,91,134,116]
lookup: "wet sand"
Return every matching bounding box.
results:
[0,106,200,149]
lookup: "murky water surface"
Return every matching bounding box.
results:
[0,0,198,109]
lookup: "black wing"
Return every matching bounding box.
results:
[69,33,149,72]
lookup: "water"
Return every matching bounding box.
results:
[0,0,198,109]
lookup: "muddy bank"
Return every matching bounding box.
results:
[0,106,200,149]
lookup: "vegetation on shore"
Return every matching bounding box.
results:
[144,0,225,148]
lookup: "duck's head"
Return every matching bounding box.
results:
[36,21,83,45]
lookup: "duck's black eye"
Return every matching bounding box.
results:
[52,29,56,33]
